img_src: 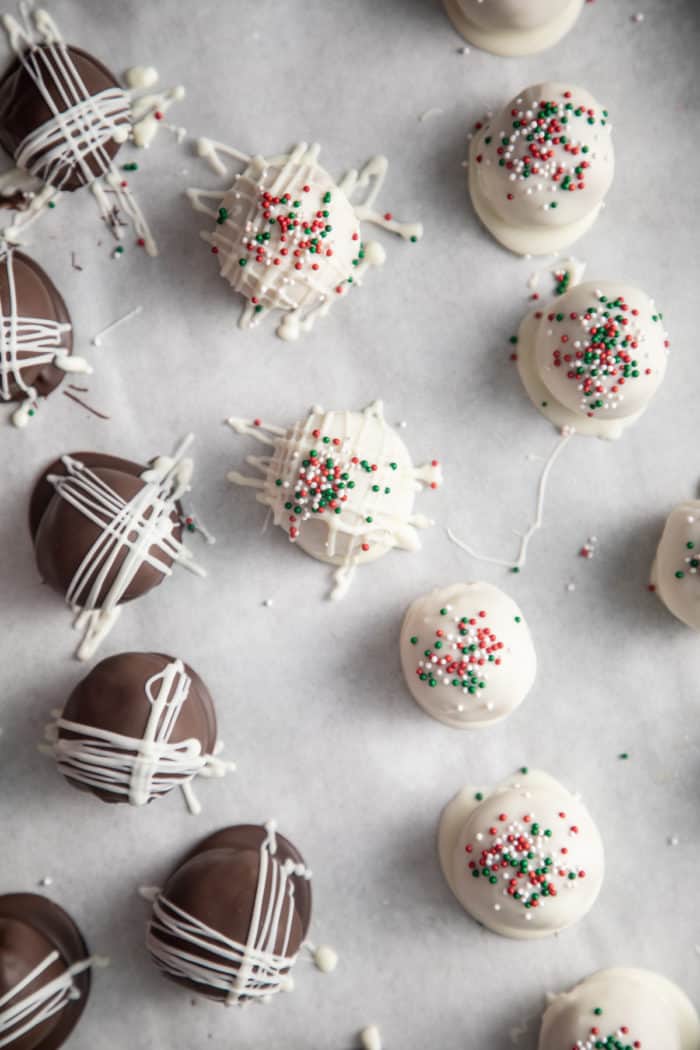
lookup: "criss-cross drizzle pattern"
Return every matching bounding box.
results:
[147,822,310,1003]
[0,249,71,403]
[0,950,93,1050]
[466,809,587,910]
[10,40,130,189]
[410,605,505,696]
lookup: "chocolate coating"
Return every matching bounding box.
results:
[57,652,217,805]
[0,250,72,404]
[149,826,312,1002]
[0,894,90,1050]
[30,452,183,608]
[0,45,127,191]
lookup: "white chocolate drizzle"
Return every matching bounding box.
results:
[147,821,311,1004]
[0,949,101,1050]
[448,426,574,570]
[45,658,234,812]
[0,246,90,427]
[45,434,205,660]
[226,401,441,599]
[0,9,183,254]
[188,140,421,341]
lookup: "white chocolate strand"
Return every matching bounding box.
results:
[91,305,142,347]
[147,822,311,1003]
[447,426,574,570]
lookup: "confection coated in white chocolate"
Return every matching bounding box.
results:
[438,769,604,939]
[538,968,700,1050]
[444,0,584,56]
[652,500,700,631]
[188,141,422,341]
[227,401,442,600]
[517,280,669,439]
[400,582,535,729]
[469,83,613,256]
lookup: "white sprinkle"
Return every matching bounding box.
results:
[566,582,576,592]
[262,598,274,607]
[458,45,470,54]
[632,11,644,21]
[668,836,680,847]
[419,107,444,122]
[38,876,53,887]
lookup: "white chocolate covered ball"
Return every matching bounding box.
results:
[228,401,442,599]
[212,150,365,319]
[538,968,700,1050]
[445,0,583,55]
[438,770,604,939]
[469,83,613,255]
[653,500,700,631]
[517,280,670,439]
[400,582,536,729]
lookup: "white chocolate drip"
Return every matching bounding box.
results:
[188,141,421,341]
[227,402,441,599]
[46,435,205,660]
[46,658,234,811]
[0,949,95,1050]
[126,70,186,149]
[0,246,89,426]
[448,426,574,570]
[147,821,311,1003]
[0,9,169,254]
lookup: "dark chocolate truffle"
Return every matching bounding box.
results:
[0,247,85,426]
[0,893,93,1050]
[147,824,312,1004]
[0,42,129,192]
[48,652,233,812]
[0,8,179,254]
[29,436,205,661]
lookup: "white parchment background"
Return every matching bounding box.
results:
[0,1,698,1048]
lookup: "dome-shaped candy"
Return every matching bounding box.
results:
[444,0,584,56]
[469,83,613,255]
[517,280,669,438]
[438,770,604,938]
[653,500,700,631]
[538,968,700,1050]
[400,582,536,728]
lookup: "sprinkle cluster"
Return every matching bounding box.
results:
[573,1007,642,1050]
[675,516,698,580]
[276,427,396,545]
[223,178,368,309]
[548,295,663,416]
[466,809,586,911]
[410,604,513,696]
[475,91,608,209]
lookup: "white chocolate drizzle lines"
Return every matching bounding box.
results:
[147,821,311,1004]
[0,949,102,1050]
[45,658,234,813]
[0,246,90,427]
[46,434,205,660]
[448,426,574,570]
